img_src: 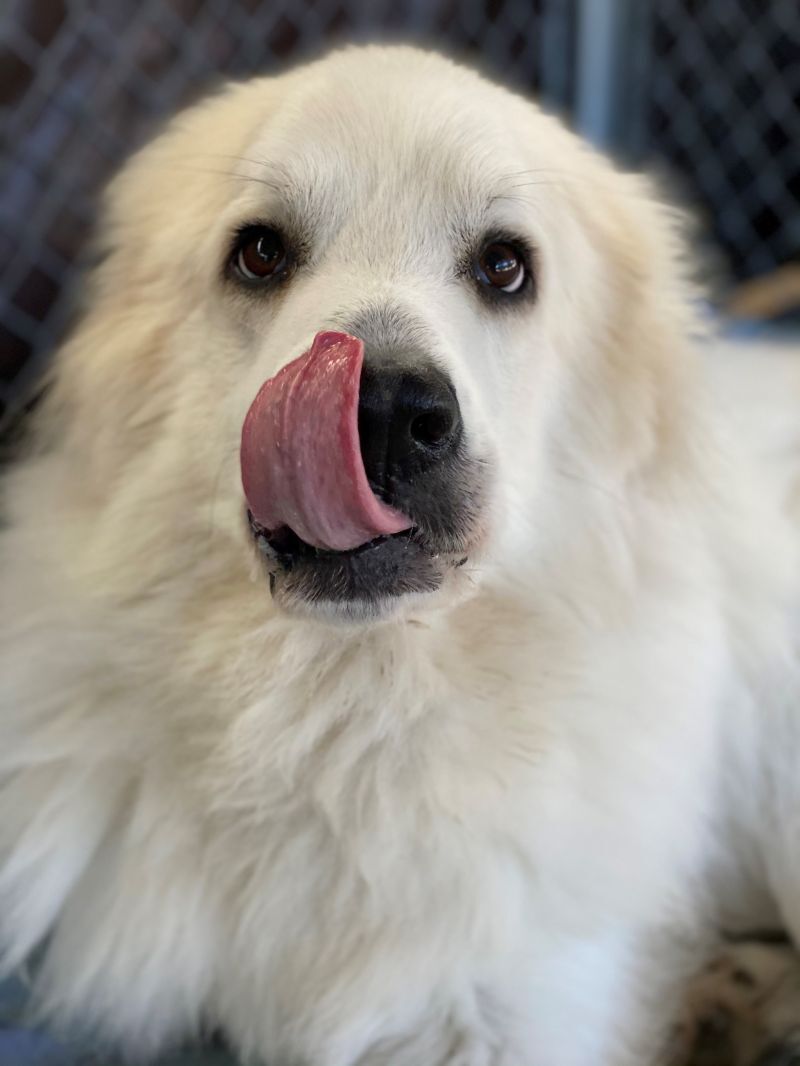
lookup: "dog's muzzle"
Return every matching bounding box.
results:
[241,329,479,616]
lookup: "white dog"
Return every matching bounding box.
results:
[1,45,799,1066]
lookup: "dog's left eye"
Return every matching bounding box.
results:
[474,241,526,294]
[232,227,289,281]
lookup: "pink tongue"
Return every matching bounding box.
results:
[241,330,412,551]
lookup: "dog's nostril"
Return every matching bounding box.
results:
[409,409,453,449]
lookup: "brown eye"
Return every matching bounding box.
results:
[234,227,288,281]
[475,241,526,294]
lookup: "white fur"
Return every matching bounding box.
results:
[1,45,799,1065]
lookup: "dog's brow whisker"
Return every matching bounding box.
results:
[500,165,636,195]
[501,167,584,179]
[487,193,530,207]
[507,180,569,189]
[175,152,290,176]
[148,164,253,181]
[507,174,626,194]
[230,173,287,194]
[149,165,289,197]
[157,153,298,194]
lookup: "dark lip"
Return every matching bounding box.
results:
[247,514,422,567]
[246,511,469,612]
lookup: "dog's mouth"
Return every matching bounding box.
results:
[248,511,469,618]
[240,330,480,619]
[250,515,419,562]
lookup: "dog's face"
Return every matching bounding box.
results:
[225,50,555,621]
[53,47,691,624]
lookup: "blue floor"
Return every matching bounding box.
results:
[0,977,236,1066]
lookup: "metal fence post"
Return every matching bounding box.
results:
[575,0,652,156]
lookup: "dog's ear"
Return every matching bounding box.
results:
[553,154,706,485]
[38,78,276,485]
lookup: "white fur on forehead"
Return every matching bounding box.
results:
[101,47,593,251]
[239,59,535,257]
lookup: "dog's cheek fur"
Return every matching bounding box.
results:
[555,171,702,483]
[33,79,273,499]
[477,165,707,583]
[6,86,286,603]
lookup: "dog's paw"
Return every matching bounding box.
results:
[674,940,800,1066]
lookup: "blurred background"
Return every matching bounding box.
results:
[1,0,798,433]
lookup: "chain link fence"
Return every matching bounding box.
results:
[647,1,799,283]
[1,0,797,426]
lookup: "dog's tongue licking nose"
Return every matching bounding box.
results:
[241,330,411,551]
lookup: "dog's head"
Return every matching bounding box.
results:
[48,46,697,624]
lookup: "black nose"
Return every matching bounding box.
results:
[358,361,462,501]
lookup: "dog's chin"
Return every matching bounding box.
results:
[248,516,471,624]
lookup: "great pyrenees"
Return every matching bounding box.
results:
[1,45,799,1066]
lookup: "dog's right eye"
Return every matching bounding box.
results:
[232,227,288,282]
[474,241,527,294]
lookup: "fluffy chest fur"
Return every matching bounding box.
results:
[1,492,730,1059]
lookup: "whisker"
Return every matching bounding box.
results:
[506,179,571,190]
[144,164,286,195]
[505,175,632,196]
[487,192,531,207]
[500,167,577,179]
[168,152,290,176]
